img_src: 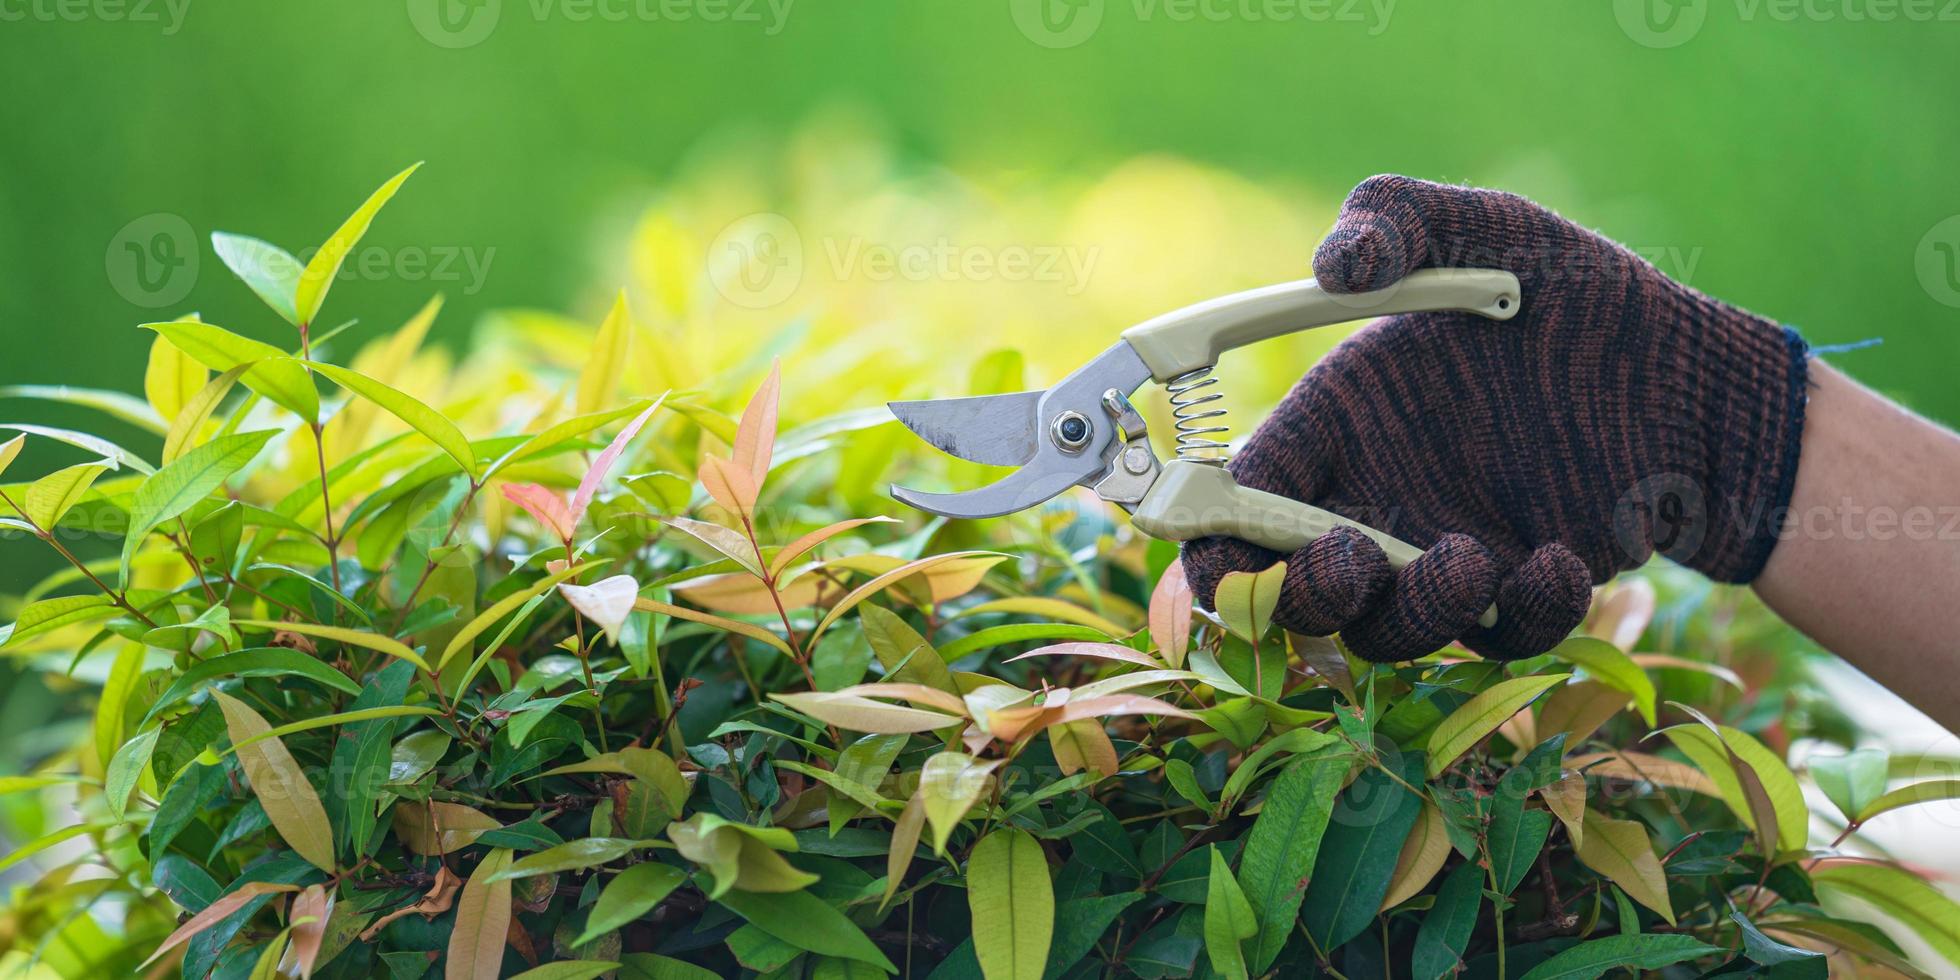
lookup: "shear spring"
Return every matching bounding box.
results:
[1166,366,1229,464]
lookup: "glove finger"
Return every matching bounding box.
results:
[1312,174,1522,294]
[1341,533,1498,663]
[1462,542,1594,661]
[1272,526,1393,635]
[1180,536,1283,612]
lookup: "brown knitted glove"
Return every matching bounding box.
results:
[1181,175,1810,662]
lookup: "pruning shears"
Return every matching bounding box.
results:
[887,268,1521,625]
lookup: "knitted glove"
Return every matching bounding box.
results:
[1181,175,1810,662]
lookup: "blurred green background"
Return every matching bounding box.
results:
[2,1,1957,438]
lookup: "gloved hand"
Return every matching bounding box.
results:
[1181,175,1811,662]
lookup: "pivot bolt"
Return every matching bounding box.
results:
[1051,412,1092,453]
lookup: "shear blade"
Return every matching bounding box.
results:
[891,463,1090,520]
[887,390,1043,467]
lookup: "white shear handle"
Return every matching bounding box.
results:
[1130,460,1499,630]
[1120,268,1521,381]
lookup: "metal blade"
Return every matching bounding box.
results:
[891,464,1089,520]
[887,391,1042,467]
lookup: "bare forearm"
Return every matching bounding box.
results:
[1754,361,1960,731]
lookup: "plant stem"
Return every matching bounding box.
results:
[0,488,156,628]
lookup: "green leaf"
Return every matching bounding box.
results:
[163,363,249,464]
[1426,673,1569,778]
[440,561,594,673]
[968,828,1052,980]
[1410,861,1482,980]
[1,594,118,649]
[1811,747,1890,823]
[1236,748,1348,973]
[490,838,651,881]
[715,888,898,973]
[1488,735,1564,896]
[919,751,1002,855]
[448,847,514,980]
[1813,859,1960,967]
[1856,778,1960,825]
[618,953,722,980]
[0,422,153,473]
[1730,908,1827,978]
[508,963,623,980]
[576,862,686,946]
[213,691,336,872]
[1302,752,1426,950]
[211,232,303,325]
[233,618,430,672]
[143,321,319,422]
[104,726,159,821]
[295,163,421,326]
[1214,561,1284,644]
[861,603,955,692]
[307,361,479,479]
[0,433,22,479]
[120,429,277,586]
[1202,845,1257,979]
[1574,809,1674,925]
[666,813,815,899]
[1663,719,1807,853]
[1547,636,1656,725]
[1516,934,1721,979]
[142,647,361,727]
[935,623,1110,661]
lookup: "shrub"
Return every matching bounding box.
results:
[2,168,1958,979]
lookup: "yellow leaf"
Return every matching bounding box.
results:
[438,561,593,672]
[1049,718,1119,778]
[1575,809,1674,924]
[673,570,821,616]
[1215,561,1285,643]
[1568,751,1719,797]
[1379,801,1450,912]
[25,463,109,533]
[330,295,440,459]
[919,752,1002,855]
[577,291,633,417]
[769,516,899,578]
[635,597,795,658]
[392,801,505,857]
[881,792,926,910]
[144,331,205,425]
[214,691,335,872]
[731,360,780,491]
[772,691,966,734]
[447,848,513,980]
[809,552,1010,645]
[1535,680,1631,748]
[139,881,300,968]
[1663,719,1807,853]
[1426,674,1569,778]
[0,433,21,481]
[955,596,1128,638]
[233,619,430,672]
[1541,771,1588,850]
[296,163,421,326]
